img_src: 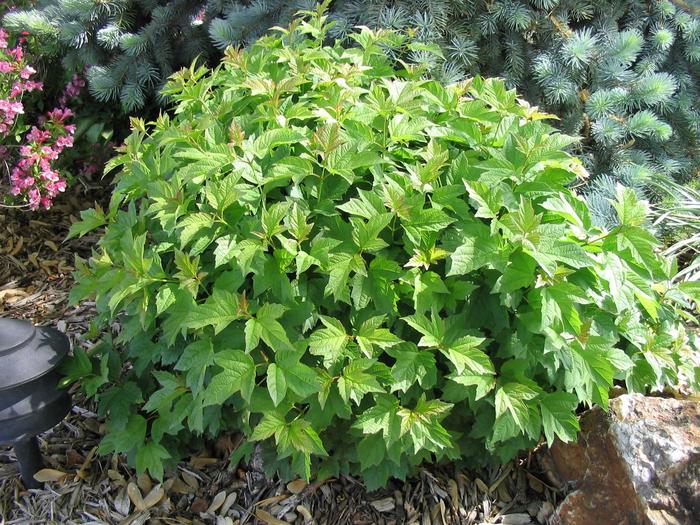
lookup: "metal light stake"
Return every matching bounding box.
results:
[0,318,72,488]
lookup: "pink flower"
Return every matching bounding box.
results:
[7,46,23,61]
[27,188,40,210]
[0,28,8,49]
[55,135,73,149]
[24,80,42,91]
[19,65,35,79]
[0,61,14,73]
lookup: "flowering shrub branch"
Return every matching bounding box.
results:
[0,27,84,210]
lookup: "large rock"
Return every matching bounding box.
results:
[541,394,699,525]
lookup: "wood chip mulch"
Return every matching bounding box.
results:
[1,414,561,525]
[1,191,102,326]
[0,191,563,525]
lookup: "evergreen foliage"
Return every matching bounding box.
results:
[65,9,698,486]
[5,1,700,223]
[4,0,213,112]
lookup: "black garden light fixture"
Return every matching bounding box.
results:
[0,318,72,489]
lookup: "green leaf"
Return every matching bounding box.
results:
[404,208,455,245]
[277,419,327,458]
[539,282,590,333]
[253,128,306,157]
[495,383,540,433]
[355,316,401,357]
[402,312,443,347]
[357,434,386,471]
[388,342,437,392]
[177,212,216,249]
[354,394,401,444]
[214,235,237,268]
[440,336,493,375]
[267,363,287,407]
[277,350,320,398]
[250,412,287,441]
[540,392,580,446]
[187,289,241,334]
[67,207,107,239]
[135,442,171,481]
[445,220,503,275]
[203,350,255,405]
[568,343,616,408]
[611,185,648,227]
[99,414,146,454]
[175,338,214,393]
[398,397,453,453]
[338,359,385,405]
[308,316,349,366]
[449,372,496,400]
[351,213,393,253]
[495,252,536,293]
[324,252,355,303]
[155,285,177,316]
[245,303,293,352]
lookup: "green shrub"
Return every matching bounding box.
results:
[67,7,699,488]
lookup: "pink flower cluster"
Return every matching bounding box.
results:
[0,28,42,136]
[9,108,76,209]
[58,73,85,107]
[2,27,84,210]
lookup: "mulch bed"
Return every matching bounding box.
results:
[0,192,563,525]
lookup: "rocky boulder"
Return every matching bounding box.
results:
[541,394,699,525]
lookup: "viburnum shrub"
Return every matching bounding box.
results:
[67,6,699,487]
[0,27,79,210]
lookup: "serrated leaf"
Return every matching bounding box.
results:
[214,235,237,267]
[388,342,437,392]
[355,316,401,357]
[177,212,216,249]
[496,251,536,293]
[186,289,241,334]
[540,391,580,446]
[267,363,287,407]
[397,397,453,453]
[357,434,386,471]
[175,338,214,393]
[495,383,540,433]
[246,303,293,352]
[338,359,385,405]
[253,128,305,157]
[308,316,349,366]
[449,372,496,400]
[445,220,502,275]
[135,442,170,481]
[440,336,493,375]
[203,350,255,405]
[277,350,320,398]
[353,394,401,443]
[611,185,648,227]
[250,412,287,441]
[155,285,176,316]
[67,207,107,239]
[277,419,327,457]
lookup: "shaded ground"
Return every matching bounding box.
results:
[0,193,562,525]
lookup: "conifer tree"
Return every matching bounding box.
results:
[5,0,699,225]
[4,0,212,112]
